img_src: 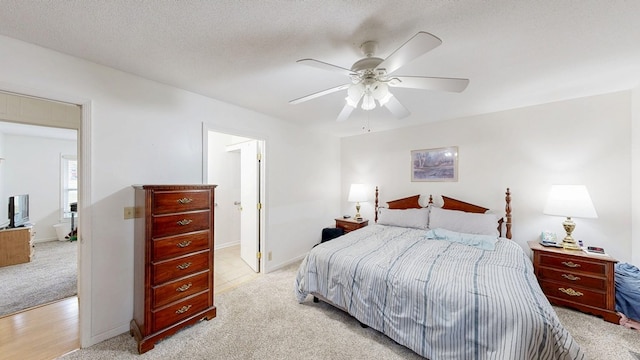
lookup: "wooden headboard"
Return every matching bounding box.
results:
[374,187,512,239]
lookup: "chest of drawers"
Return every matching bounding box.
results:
[528,241,619,324]
[130,185,217,353]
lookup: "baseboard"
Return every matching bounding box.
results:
[33,237,60,243]
[87,323,130,348]
[214,241,240,251]
[266,253,306,273]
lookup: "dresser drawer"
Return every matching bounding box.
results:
[152,231,210,262]
[153,250,210,285]
[152,210,211,238]
[538,267,606,290]
[538,254,606,275]
[539,280,606,309]
[152,291,210,333]
[152,190,212,215]
[153,271,210,308]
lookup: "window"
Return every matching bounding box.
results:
[61,155,77,219]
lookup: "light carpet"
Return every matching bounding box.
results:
[0,240,77,317]
[61,261,640,360]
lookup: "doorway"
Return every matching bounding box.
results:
[205,129,265,287]
[0,89,87,357]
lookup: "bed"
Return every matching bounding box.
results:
[295,188,585,359]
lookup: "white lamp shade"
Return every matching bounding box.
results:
[543,185,598,219]
[348,184,368,202]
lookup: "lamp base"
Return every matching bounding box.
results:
[561,217,581,251]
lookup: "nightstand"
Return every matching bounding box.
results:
[528,241,620,324]
[335,218,368,233]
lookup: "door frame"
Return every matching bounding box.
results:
[201,123,266,274]
[0,82,92,347]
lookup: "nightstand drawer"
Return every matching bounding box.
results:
[538,253,606,275]
[538,267,606,290]
[539,280,606,309]
[335,218,368,233]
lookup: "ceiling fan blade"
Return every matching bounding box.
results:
[376,32,442,75]
[336,104,355,122]
[384,96,411,119]
[390,76,469,92]
[297,58,354,76]
[289,84,350,105]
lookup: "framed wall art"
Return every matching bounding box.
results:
[411,146,458,182]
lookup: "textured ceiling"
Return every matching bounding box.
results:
[1,0,640,137]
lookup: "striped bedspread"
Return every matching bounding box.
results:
[295,224,584,359]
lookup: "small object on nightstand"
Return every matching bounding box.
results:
[343,215,351,219]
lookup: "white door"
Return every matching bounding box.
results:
[240,140,260,272]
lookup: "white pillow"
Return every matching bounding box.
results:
[428,206,499,236]
[377,207,429,229]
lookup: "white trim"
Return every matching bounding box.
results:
[202,122,268,275]
[268,253,306,272]
[214,240,240,251]
[0,81,93,348]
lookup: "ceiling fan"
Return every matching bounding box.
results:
[289,31,469,122]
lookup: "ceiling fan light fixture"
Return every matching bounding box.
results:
[372,82,393,106]
[361,93,376,111]
[346,83,365,107]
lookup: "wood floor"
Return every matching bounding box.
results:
[0,244,257,359]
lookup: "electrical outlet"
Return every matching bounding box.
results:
[268,251,272,261]
[124,207,135,219]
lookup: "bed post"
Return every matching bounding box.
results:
[505,188,512,239]
[428,195,433,205]
[374,186,379,223]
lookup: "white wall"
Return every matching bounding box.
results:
[3,134,76,241]
[342,91,633,263]
[207,131,241,249]
[0,34,341,346]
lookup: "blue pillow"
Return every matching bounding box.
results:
[425,228,498,251]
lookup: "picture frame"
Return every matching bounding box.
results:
[411,146,458,182]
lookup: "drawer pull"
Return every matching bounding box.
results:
[176,262,192,270]
[558,287,583,297]
[175,305,192,314]
[561,261,580,268]
[176,240,192,248]
[177,197,193,204]
[562,274,581,281]
[176,283,192,292]
[177,219,193,226]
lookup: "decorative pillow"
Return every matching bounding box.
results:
[387,195,421,209]
[441,195,489,213]
[425,228,498,251]
[428,206,499,236]
[377,207,429,229]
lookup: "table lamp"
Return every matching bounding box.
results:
[543,185,598,250]
[348,184,368,221]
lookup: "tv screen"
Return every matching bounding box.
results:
[8,194,29,228]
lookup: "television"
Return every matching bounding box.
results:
[8,194,29,228]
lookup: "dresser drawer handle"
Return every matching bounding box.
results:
[558,287,583,297]
[175,305,192,314]
[562,274,581,281]
[176,240,192,248]
[177,219,193,226]
[561,261,580,268]
[177,197,193,204]
[176,262,192,270]
[176,283,192,292]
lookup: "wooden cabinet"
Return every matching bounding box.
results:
[0,226,34,267]
[335,218,368,233]
[130,185,217,354]
[529,241,619,323]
